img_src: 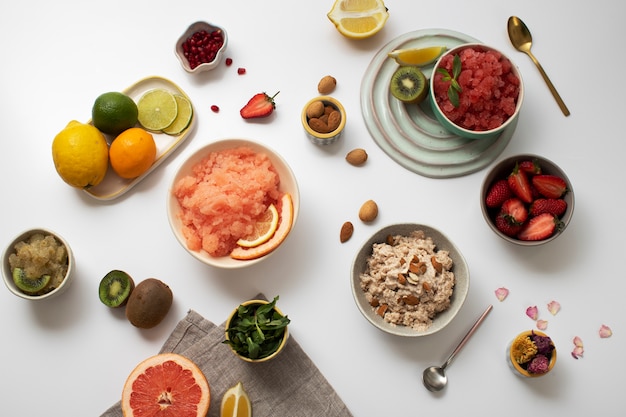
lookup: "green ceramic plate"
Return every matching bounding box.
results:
[360,29,517,178]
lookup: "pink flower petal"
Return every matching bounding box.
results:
[536,319,548,330]
[495,287,509,301]
[573,336,584,347]
[547,300,561,315]
[526,306,538,320]
[571,346,584,359]
[599,324,612,338]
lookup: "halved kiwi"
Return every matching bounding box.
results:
[99,270,135,308]
[12,267,51,294]
[390,66,428,104]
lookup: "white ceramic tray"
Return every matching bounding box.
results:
[84,76,195,200]
[360,29,517,179]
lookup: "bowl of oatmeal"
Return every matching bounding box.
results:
[167,139,300,269]
[2,228,74,300]
[351,223,469,337]
[429,43,523,140]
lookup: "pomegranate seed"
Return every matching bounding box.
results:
[225,57,233,66]
[182,29,224,69]
[210,105,220,113]
[237,67,246,75]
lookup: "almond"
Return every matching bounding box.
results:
[327,110,341,132]
[358,199,378,222]
[346,148,368,166]
[339,221,354,243]
[317,75,337,94]
[308,117,330,133]
[403,295,420,305]
[431,256,443,273]
[306,100,325,118]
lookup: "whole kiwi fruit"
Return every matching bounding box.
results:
[389,66,428,104]
[125,278,173,329]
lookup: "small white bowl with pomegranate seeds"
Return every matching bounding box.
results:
[481,154,575,246]
[175,21,228,73]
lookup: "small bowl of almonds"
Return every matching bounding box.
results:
[301,96,346,145]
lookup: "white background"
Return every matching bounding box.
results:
[1,1,624,416]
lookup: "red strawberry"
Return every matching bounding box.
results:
[519,159,542,175]
[501,198,528,224]
[495,214,523,237]
[532,174,567,199]
[507,163,533,203]
[529,198,567,217]
[240,91,280,119]
[517,213,563,241]
[485,179,513,208]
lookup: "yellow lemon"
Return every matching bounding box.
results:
[220,382,251,417]
[327,0,389,40]
[388,46,448,66]
[52,121,109,189]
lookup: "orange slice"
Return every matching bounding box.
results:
[220,382,252,417]
[230,193,294,260]
[236,203,279,248]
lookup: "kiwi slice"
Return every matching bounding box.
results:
[99,270,135,308]
[12,267,51,294]
[390,66,428,104]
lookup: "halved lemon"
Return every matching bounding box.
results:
[220,382,251,417]
[137,88,178,131]
[327,0,389,40]
[236,203,279,248]
[388,46,448,66]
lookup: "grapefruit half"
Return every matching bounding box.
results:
[121,353,210,417]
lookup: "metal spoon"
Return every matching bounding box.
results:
[507,16,570,116]
[422,305,493,392]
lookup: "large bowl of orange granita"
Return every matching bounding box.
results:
[167,139,299,268]
[429,43,524,140]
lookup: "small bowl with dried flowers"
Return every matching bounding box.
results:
[508,330,557,377]
[301,96,346,145]
[223,296,290,363]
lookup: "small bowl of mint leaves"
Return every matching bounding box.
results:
[223,296,290,362]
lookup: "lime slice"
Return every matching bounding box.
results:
[162,94,193,135]
[388,46,447,66]
[137,89,178,131]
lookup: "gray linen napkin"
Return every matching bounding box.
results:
[101,299,353,417]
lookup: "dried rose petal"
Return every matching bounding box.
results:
[495,287,509,301]
[547,300,561,315]
[526,306,538,320]
[599,324,612,338]
[536,320,548,330]
[571,336,584,359]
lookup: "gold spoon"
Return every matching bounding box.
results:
[507,16,570,116]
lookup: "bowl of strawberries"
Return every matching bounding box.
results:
[481,154,574,246]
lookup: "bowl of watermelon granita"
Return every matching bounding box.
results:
[167,139,300,269]
[429,43,524,140]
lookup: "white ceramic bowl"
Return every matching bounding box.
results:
[175,21,228,73]
[2,228,74,300]
[480,154,575,246]
[429,43,524,140]
[351,223,469,337]
[167,139,299,268]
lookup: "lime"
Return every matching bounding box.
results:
[52,120,109,188]
[137,89,178,131]
[162,94,193,135]
[92,92,138,135]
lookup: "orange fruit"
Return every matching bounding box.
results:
[121,353,210,417]
[109,127,157,179]
[230,193,294,260]
[236,203,279,248]
[220,382,252,417]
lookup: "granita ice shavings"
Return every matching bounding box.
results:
[173,146,281,257]
[433,47,520,131]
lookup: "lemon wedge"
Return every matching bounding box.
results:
[220,382,251,417]
[327,0,389,40]
[388,46,448,66]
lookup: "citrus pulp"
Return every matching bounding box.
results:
[220,382,251,417]
[236,203,279,248]
[92,92,139,135]
[109,127,157,179]
[121,353,210,417]
[52,120,109,188]
[327,0,389,39]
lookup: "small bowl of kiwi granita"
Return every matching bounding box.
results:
[2,228,74,300]
[429,43,524,140]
